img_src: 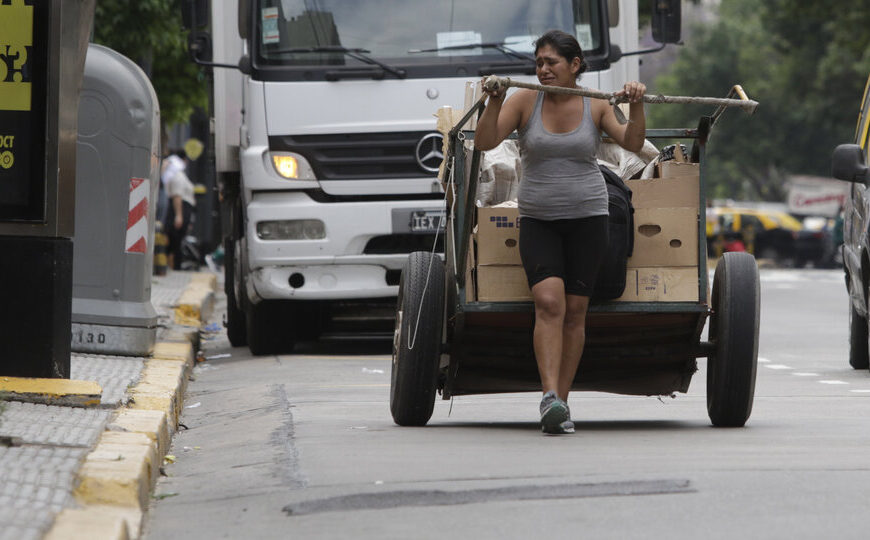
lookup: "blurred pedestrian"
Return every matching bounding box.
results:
[164,149,196,270]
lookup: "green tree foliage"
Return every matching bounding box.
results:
[647,0,870,200]
[92,0,207,130]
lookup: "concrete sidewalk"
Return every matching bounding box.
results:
[0,270,218,540]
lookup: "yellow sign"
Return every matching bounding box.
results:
[0,0,33,112]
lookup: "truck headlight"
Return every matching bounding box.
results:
[269,152,316,180]
[256,219,326,240]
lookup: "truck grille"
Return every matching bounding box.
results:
[269,132,437,180]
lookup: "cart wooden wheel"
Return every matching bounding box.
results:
[848,298,869,369]
[707,252,759,427]
[390,251,444,426]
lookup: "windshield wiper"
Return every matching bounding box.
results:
[409,42,535,62]
[271,46,406,79]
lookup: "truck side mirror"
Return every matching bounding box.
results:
[188,31,213,63]
[181,0,209,30]
[832,144,869,184]
[651,0,681,44]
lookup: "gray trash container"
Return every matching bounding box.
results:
[71,44,160,356]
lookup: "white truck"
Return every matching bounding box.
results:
[182,0,680,354]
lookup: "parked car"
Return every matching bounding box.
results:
[831,73,870,371]
[707,207,808,265]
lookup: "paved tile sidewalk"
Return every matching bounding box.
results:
[0,270,212,540]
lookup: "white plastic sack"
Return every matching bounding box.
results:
[596,139,659,180]
[477,140,521,207]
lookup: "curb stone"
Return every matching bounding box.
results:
[44,272,216,539]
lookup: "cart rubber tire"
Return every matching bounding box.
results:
[707,252,759,427]
[224,238,247,347]
[848,299,869,369]
[246,300,295,356]
[390,251,445,426]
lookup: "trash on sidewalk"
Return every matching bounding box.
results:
[203,322,222,333]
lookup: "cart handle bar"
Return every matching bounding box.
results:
[482,76,758,124]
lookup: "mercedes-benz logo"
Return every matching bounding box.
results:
[415,133,444,173]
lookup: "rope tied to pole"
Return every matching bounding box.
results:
[482,75,758,124]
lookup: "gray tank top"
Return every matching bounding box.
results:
[517,91,608,220]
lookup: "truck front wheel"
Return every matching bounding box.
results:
[224,238,247,347]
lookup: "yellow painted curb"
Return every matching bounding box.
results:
[128,362,188,428]
[174,271,216,325]
[108,409,170,461]
[0,377,101,407]
[45,505,141,540]
[152,341,194,363]
[75,431,157,510]
[189,272,218,289]
[57,272,208,538]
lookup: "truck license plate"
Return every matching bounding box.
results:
[409,210,445,233]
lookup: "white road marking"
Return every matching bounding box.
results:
[849,389,870,393]
[793,372,819,377]
[765,364,792,370]
[758,357,771,363]
[819,380,849,385]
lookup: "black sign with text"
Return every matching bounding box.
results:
[0,0,47,222]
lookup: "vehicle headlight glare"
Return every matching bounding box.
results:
[272,155,299,179]
[256,219,326,240]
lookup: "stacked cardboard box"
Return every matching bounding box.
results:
[472,162,702,303]
[475,206,528,301]
[621,162,700,302]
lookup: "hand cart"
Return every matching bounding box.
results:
[390,85,760,428]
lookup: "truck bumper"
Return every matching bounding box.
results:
[245,190,444,301]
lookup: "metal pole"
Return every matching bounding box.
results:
[482,76,759,116]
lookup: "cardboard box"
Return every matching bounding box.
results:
[476,206,522,265]
[628,207,699,268]
[628,174,699,209]
[657,161,699,178]
[614,267,699,302]
[476,265,531,302]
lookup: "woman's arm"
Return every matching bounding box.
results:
[474,85,526,151]
[598,81,646,153]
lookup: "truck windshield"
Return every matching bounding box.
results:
[254,0,605,79]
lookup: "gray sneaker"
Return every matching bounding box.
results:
[539,391,575,434]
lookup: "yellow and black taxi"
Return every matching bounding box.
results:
[707,206,806,264]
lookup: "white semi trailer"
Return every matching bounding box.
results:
[183,0,680,354]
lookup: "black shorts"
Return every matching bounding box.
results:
[519,215,609,296]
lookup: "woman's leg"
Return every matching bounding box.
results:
[558,294,590,400]
[531,277,567,393]
[557,214,608,400]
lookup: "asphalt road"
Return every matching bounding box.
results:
[143,268,870,540]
